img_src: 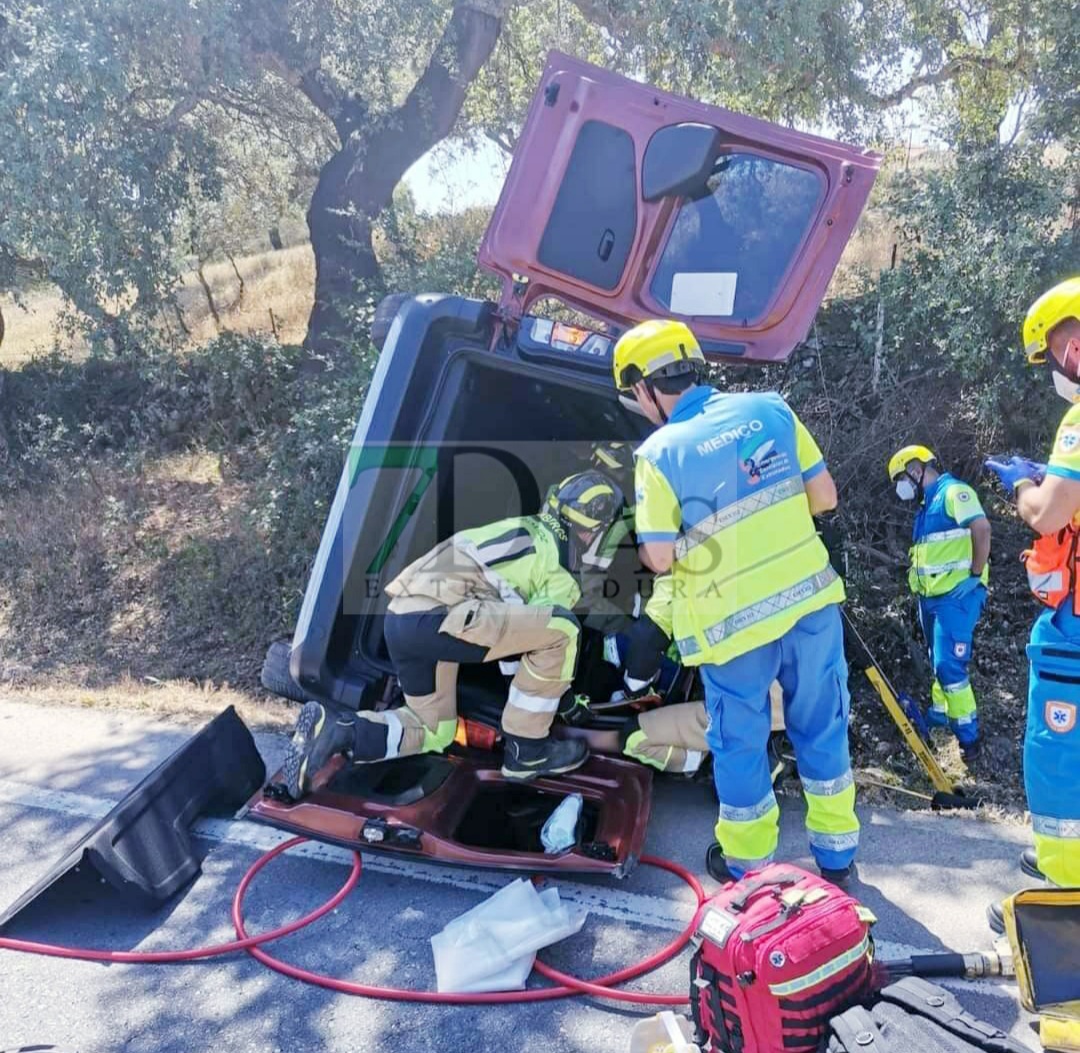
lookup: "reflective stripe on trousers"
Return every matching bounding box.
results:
[702,605,859,875]
[801,770,860,864]
[714,790,781,873]
[919,589,984,745]
[623,701,709,774]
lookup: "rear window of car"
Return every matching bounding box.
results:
[649,152,822,322]
[537,120,638,291]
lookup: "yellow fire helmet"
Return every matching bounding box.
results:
[888,444,937,481]
[1024,276,1080,365]
[612,319,705,393]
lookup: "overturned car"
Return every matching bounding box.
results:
[250,51,880,877]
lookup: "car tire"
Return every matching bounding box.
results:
[370,292,411,351]
[260,638,307,703]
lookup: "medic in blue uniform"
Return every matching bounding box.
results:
[888,445,991,761]
[984,277,1080,928]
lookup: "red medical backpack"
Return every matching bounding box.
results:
[690,864,876,1053]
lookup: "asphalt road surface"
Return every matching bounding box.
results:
[0,698,1040,1052]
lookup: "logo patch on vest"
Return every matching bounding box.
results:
[1056,427,1080,454]
[956,489,971,502]
[953,641,968,658]
[1046,701,1077,734]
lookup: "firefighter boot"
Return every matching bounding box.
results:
[501,733,588,781]
[283,701,356,800]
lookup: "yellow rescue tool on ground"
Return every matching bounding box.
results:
[840,608,981,810]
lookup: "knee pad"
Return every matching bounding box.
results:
[618,716,642,754]
[550,606,580,629]
[351,714,391,762]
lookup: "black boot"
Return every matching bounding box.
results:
[501,733,588,781]
[282,701,355,800]
[820,863,856,888]
[1020,847,1045,881]
[706,842,737,883]
[557,692,592,727]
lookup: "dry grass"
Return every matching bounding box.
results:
[0,676,295,731]
[0,448,290,692]
[0,286,90,366]
[172,244,313,347]
[0,244,314,366]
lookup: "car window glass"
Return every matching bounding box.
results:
[650,153,822,322]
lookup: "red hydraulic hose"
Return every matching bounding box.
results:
[0,837,360,963]
[231,850,705,1005]
[0,838,705,1006]
[530,855,705,1004]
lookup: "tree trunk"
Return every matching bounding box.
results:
[304,148,385,363]
[301,2,505,366]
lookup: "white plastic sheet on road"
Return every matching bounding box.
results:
[431,878,587,993]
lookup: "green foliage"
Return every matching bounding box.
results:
[876,145,1077,438]
[0,329,375,678]
[0,2,220,329]
[464,0,1072,148]
[0,333,305,490]
[3,0,1073,356]
[249,355,376,614]
[378,192,498,298]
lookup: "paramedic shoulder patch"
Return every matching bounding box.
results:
[1056,426,1080,454]
[1045,701,1077,734]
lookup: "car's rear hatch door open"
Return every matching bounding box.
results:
[478,51,880,363]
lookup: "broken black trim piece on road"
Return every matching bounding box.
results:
[0,706,265,931]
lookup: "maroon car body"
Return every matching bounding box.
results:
[249,750,653,878]
[479,52,879,360]
[251,53,881,877]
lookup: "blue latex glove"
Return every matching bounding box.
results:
[984,455,1046,493]
[898,691,931,743]
[949,575,986,600]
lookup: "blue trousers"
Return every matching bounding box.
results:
[1026,605,1080,886]
[700,604,859,874]
[917,583,986,745]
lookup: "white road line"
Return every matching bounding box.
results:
[0,779,692,931]
[0,778,1022,1002]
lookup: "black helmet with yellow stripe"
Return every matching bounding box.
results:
[545,471,624,535]
[590,440,635,493]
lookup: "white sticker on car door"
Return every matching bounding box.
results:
[671,272,738,316]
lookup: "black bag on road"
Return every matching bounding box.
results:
[826,977,1029,1053]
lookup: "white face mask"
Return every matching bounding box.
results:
[895,478,917,502]
[1052,369,1080,404]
